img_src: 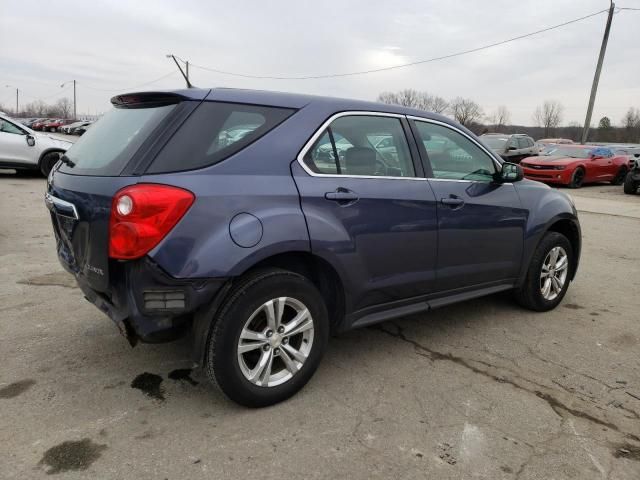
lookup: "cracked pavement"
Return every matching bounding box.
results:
[1,175,639,479]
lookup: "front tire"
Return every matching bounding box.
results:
[40,152,62,177]
[515,232,573,311]
[568,168,585,188]
[205,268,329,407]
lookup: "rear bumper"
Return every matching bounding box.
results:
[70,256,227,344]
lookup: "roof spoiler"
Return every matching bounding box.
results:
[110,92,188,109]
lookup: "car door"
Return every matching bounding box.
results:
[410,118,527,292]
[292,112,439,313]
[0,118,32,165]
[587,147,614,181]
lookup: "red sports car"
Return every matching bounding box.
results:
[521,145,630,188]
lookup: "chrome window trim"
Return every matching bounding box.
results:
[296,111,425,181]
[407,115,504,170]
[44,192,79,220]
[296,111,508,184]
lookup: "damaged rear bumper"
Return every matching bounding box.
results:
[74,257,227,345]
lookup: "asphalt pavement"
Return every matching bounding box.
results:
[0,176,639,479]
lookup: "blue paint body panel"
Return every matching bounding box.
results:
[46,88,581,345]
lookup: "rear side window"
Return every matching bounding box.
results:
[303,115,415,177]
[148,102,295,173]
[60,104,176,176]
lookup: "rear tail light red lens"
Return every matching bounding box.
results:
[109,184,195,260]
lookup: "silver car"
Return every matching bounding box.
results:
[480,133,537,163]
[0,113,72,176]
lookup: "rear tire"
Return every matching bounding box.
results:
[624,173,638,194]
[568,168,585,188]
[514,232,573,312]
[205,268,329,407]
[611,167,628,185]
[39,152,61,177]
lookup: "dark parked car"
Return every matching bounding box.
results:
[624,160,640,194]
[45,89,581,407]
[480,133,537,162]
[74,124,92,136]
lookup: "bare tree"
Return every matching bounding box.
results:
[54,98,73,118]
[448,97,484,126]
[622,107,640,142]
[377,89,448,113]
[420,94,449,114]
[533,100,564,137]
[488,106,511,130]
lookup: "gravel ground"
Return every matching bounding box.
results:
[0,175,639,479]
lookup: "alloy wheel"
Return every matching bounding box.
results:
[540,246,569,301]
[237,297,314,387]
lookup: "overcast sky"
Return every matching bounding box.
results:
[1,0,639,124]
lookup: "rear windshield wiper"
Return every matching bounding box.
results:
[59,154,75,168]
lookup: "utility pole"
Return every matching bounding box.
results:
[166,54,193,88]
[60,80,77,119]
[581,2,615,144]
[73,80,76,120]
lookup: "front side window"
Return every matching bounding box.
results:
[518,137,530,149]
[414,121,497,182]
[303,115,415,177]
[0,119,24,135]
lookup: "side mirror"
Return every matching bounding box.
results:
[26,135,35,147]
[507,146,517,151]
[500,162,523,182]
[591,154,603,160]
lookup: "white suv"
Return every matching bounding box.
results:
[0,113,72,176]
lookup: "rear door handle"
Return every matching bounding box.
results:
[325,190,359,203]
[440,196,465,208]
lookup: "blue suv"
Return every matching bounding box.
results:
[46,88,581,406]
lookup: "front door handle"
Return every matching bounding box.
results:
[441,196,465,208]
[325,189,358,203]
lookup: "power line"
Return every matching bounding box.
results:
[189,8,610,80]
[81,71,178,92]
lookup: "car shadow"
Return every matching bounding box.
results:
[67,290,522,412]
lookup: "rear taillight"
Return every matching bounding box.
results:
[109,184,195,260]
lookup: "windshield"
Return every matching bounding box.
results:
[60,104,176,175]
[482,137,508,149]
[540,146,591,158]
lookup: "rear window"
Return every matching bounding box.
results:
[59,104,176,176]
[147,102,295,173]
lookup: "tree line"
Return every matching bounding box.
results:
[377,89,640,143]
[0,98,74,119]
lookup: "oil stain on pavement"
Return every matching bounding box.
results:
[131,372,165,401]
[0,379,36,399]
[38,438,107,474]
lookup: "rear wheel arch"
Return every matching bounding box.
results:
[191,251,347,367]
[38,148,65,169]
[241,252,346,334]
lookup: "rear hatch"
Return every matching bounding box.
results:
[46,91,205,293]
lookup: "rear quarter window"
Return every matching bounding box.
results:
[147,102,295,173]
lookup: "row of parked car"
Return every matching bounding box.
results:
[17,117,93,135]
[479,132,640,191]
